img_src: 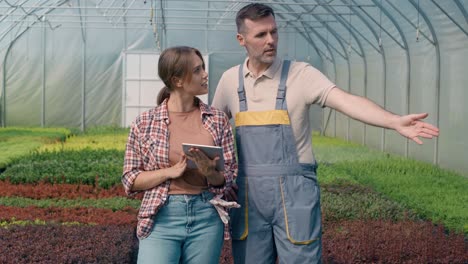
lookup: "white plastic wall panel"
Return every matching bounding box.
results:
[124,53,160,127]
[123,52,209,127]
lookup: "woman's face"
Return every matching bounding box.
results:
[182,53,208,96]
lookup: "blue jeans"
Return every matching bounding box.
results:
[137,191,224,264]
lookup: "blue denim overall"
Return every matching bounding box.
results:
[230,61,322,264]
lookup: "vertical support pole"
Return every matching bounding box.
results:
[81,3,87,132]
[1,57,5,127]
[41,18,46,127]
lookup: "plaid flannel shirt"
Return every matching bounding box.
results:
[122,98,237,240]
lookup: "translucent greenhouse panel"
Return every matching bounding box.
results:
[334,61,350,140]
[122,52,208,127]
[322,60,336,137]
[383,49,407,156]
[408,44,438,164]
[438,38,468,175]
[349,57,366,145]
[208,53,245,104]
[365,53,385,150]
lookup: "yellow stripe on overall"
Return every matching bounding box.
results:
[235,110,290,127]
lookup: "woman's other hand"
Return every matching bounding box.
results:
[165,155,187,179]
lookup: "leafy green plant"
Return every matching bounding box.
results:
[314,133,468,234]
[40,126,129,152]
[1,148,124,189]
[321,180,417,222]
[334,157,468,234]
[0,127,71,169]
[0,197,140,211]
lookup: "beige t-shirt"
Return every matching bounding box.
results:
[212,58,335,163]
[167,107,214,194]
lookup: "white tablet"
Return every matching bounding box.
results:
[182,143,225,171]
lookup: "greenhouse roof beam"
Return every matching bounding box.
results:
[2,0,69,127]
[297,12,335,61]
[453,0,468,25]
[371,0,408,49]
[429,0,468,36]
[385,0,435,45]
[319,19,364,57]
[101,0,118,17]
[335,11,381,53]
[2,0,29,13]
[296,26,333,61]
[0,19,322,28]
[356,4,405,50]
[212,1,240,30]
[289,0,357,58]
[0,13,344,22]
[282,0,336,62]
[271,0,335,62]
[0,6,367,14]
[0,24,327,31]
[274,0,348,60]
[0,4,18,24]
[285,0,348,60]
[113,0,137,25]
[0,0,44,31]
[348,0,385,55]
[267,0,335,61]
[298,19,348,60]
[315,0,366,57]
[0,0,57,44]
[166,0,376,8]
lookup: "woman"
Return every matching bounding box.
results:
[122,46,237,264]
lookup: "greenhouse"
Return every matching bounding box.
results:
[0,0,467,263]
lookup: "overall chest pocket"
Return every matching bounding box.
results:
[236,125,286,165]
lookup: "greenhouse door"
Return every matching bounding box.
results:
[122,52,209,127]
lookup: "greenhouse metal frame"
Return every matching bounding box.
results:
[0,0,467,174]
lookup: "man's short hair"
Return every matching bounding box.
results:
[236,3,275,33]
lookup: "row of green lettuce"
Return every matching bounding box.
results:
[0,127,466,234]
[313,134,468,234]
[0,127,128,189]
[0,127,72,169]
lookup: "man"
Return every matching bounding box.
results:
[212,3,439,264]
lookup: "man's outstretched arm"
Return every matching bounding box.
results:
[324,87,439,144]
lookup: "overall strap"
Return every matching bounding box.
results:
[237,64,247,112]
[275,60,291,110]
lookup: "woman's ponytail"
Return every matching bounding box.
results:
[157,86,171,105]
